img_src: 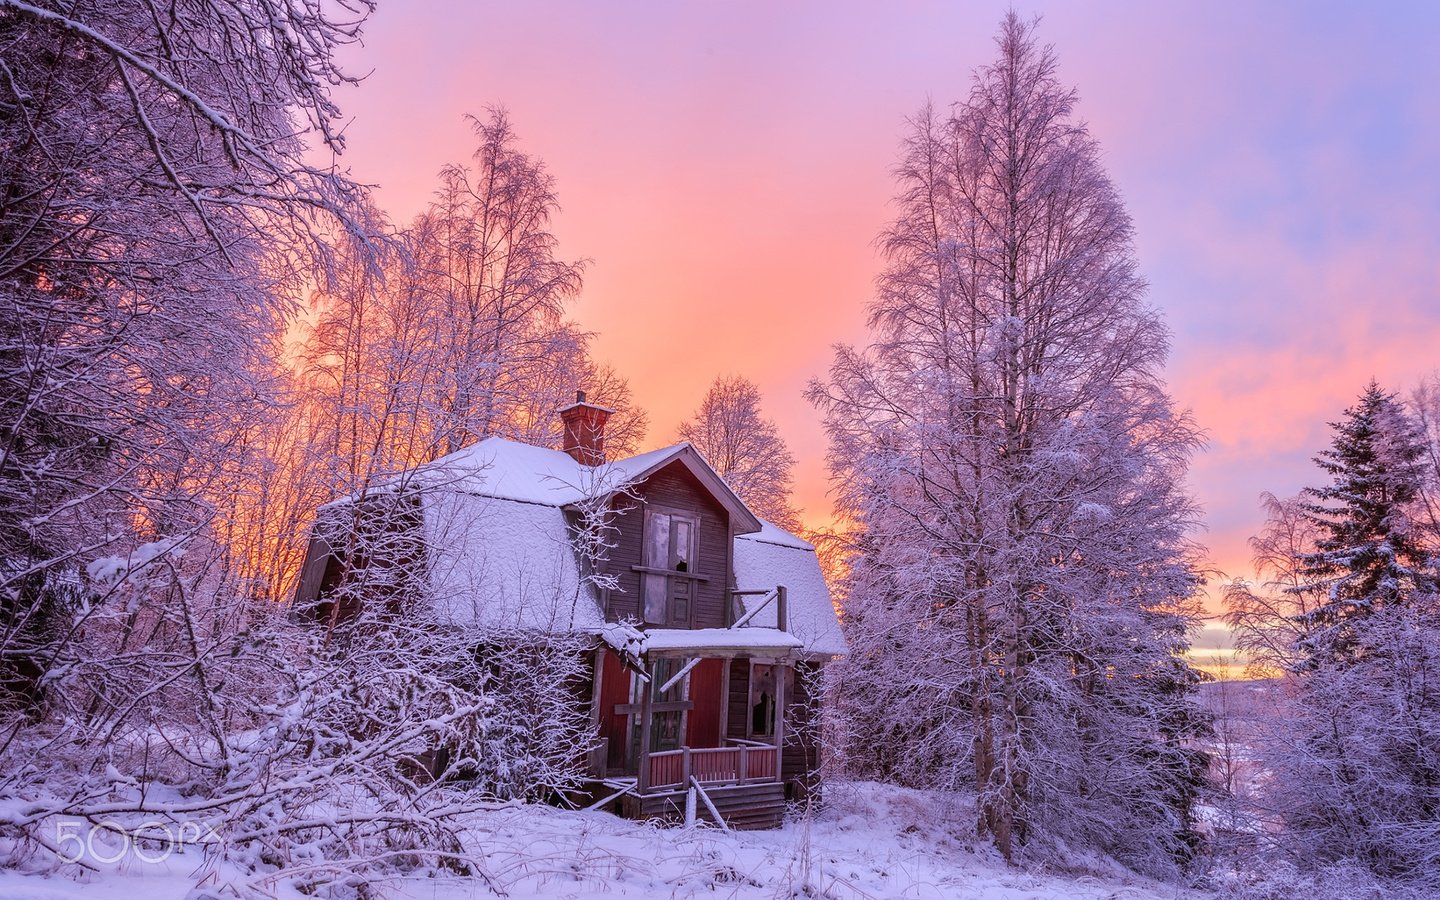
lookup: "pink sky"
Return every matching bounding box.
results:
[329,2,1440,624]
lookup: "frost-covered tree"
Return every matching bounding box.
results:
[1292,382,1436,661]
[0,0,371,718]
[1227,385,1440,886]
[810,14,1209,874]
[297,109,646,496]
[677,375,801,530]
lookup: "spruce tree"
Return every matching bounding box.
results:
[1294,382,1436,660]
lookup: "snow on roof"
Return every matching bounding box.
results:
[643,627,802,654]
[743,519,815,551]
[421,490,604,632]
[311,439,843,650]
[734,523,847,658]
[404,437,679,507]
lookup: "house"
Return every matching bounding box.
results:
[292,392,846,829]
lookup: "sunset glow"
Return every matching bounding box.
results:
[329,2,1440,619]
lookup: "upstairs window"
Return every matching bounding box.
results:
[641,508,699,626]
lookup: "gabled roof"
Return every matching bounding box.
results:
[401,438,763,534]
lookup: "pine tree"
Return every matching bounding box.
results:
[1293,382,1436,660]
[1227,388,1440,884]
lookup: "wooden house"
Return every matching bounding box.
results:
[293,393,846,829]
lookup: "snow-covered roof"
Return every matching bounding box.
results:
[305,438,844,656]
[407,438,675,507]
[643,627,802,655]
[734,525,848,658]
[396,437,762,534]
[422,490,604,632]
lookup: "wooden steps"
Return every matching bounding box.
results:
[620,781,786,830]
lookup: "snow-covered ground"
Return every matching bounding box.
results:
[0,781,1198,899]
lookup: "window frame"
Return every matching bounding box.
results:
[640,505,702,627]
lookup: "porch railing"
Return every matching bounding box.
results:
[645,744,778,791]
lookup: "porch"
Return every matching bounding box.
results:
[586,588,800,827]
[644,739,779,790]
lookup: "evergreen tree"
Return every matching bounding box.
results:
[1293,381,1436,660]
[1228,386,1440,884]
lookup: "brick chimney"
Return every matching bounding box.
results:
[558,390,614,466]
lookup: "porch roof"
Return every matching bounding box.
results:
[642,626,802,656]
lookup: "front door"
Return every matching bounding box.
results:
[623,657,693,772]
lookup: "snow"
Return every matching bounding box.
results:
[743,517,815,550]
[84,537,186,586]
[597,620,647,661]
[407,437,692,508]
[734,527,848,657]
[422,491,604,631]
[642,626,802,654]
[0,782,1195,900]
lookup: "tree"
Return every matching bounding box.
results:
[1226,385,1440,885]
[809,13,1208,874]
[677,375,801,530]
[296,109,647,496]
[0,0,372,718]
[1292,382,1436,661]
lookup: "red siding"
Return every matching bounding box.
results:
[599,650,632,771]
[685,659,725,748]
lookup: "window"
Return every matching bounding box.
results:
[749,663,777,740]
[641,508,700,626]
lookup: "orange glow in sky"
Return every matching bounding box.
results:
[329,2,1440,627]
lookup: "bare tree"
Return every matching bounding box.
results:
[677,375,801,531]
[809,13,1209,875]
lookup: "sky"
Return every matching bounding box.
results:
[327,2,1440,641]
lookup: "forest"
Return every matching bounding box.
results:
[2,2,1439,899]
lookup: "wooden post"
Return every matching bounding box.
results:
[637,665,653,795]
[685,785,698,828]
[588,649,605,776]
[773,663,787,784]
[718,659,731,742]
[776,585,788,633]
[739,746,749,783]
[691,777,731,833]
[682,747,692,786]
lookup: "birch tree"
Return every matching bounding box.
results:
[0,0,372,716]
[810,13,1209,874]
[677,375,801,531]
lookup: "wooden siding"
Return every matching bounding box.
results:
[598,650,631,772]
[602,462,732,628]
[726,658,750,742]
[302,493,428,625]
[621,781,786,830]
